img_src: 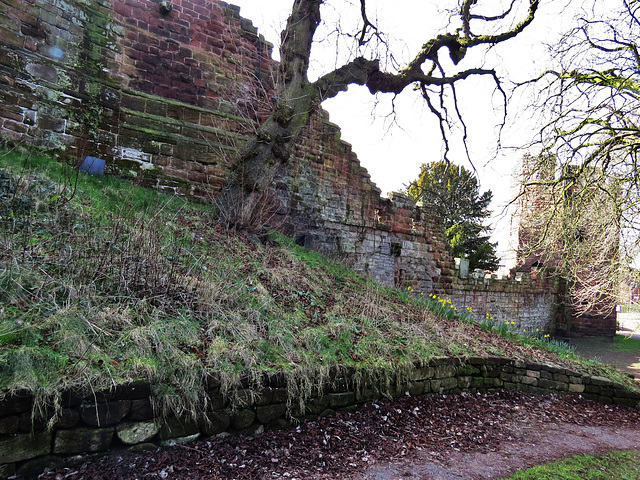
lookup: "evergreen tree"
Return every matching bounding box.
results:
[408,161,499,271]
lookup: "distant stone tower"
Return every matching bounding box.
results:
[510,154,619,337]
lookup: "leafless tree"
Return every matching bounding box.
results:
[217,0,540,231]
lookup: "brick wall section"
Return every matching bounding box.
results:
[1,357,638,478]
[0,0,271,195]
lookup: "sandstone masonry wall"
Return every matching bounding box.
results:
[1,357,638,479]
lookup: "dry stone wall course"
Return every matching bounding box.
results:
[1,357,638,478]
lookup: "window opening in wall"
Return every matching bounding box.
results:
[390,242,402,257]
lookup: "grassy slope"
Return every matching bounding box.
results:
[0,149,636,418]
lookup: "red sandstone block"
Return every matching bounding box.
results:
[135,60,157,74]
[193,4,210,16]
[207,23,225,36]
[132,42,150,53]
[0,28,23,47]
[188,171,208,183]
[2,119,29,134]
[113,3,132,17]
[149,25,169,37]
[154,85,179,100]
[24,38,38,52]
[178,46,193,58]
[162,166,190,181]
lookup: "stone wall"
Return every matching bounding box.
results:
[1,357,638,478]
[449,271,560,334]
[0,0,273,196]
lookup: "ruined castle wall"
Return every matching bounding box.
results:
[0,0,561,333]
[450,272,559,334]
[278,113,456,294]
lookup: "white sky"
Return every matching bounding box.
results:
[230,0,585,261]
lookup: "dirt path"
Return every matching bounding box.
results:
[568,314,640,378]
[360,419,640,479]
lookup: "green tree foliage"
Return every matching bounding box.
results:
[408,161,499,271]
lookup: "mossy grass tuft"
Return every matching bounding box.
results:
[500,450,640,480]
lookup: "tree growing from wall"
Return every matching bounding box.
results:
[217,0,540,231]
[408,160,499,271]
[516,0,639,314]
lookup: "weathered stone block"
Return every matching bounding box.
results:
[54,428,114,455]
[407,381,426,396]
[585,385,601,394]
[568,383,585,393]
[456,365,480,376]
[127,399,154,421]
[538,379,567,391]
[433,365,457,379]
[80,400,131,427]
[500,372,521,383]
[232,409,256,430]
[409,367,434,381]
[525,370,540,378]
[0,431,51,463]
[480,365,500,378]
[159,417,199,440]
[590,376,614,387]
[199,411,231,436]
[539,370,553,380]
[521,376,538,387]
[116,421,159,445]
[256,403,287,424]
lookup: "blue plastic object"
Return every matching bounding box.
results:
[79,156,105,176]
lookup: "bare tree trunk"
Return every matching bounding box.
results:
[217,0,323,231]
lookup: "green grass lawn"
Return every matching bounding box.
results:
[501,450,640,480]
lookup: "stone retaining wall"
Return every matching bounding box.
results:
[1,356,638,478]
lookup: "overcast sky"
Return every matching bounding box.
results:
[230,0,584,260]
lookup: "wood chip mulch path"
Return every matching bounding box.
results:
[37,390,640,480]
